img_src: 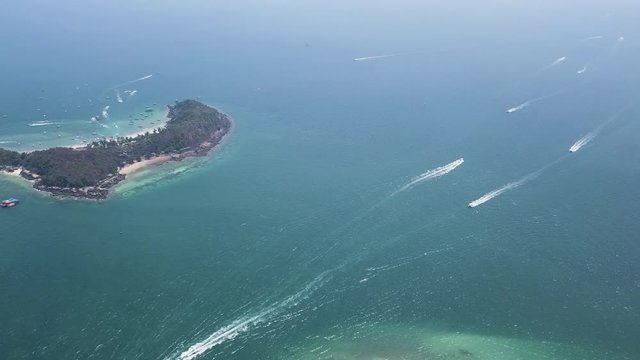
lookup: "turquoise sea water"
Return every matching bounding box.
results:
[1,1,640,359]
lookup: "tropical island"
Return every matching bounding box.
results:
[0,100,231,199]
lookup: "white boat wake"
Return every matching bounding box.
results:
[506,100,534,113]
[119,74,153,87]
[506,92,560,113]
[468,180,525,208]
[577,65,588,75]
[545,56,566,69]
[116,90,123,103]
[568,102,635,153]
[353,52,417,61]
[124,89,138,97]
[172,270,335,360]
[569,133,595,152]
[387,158,464,198]
[102,75,152,98]
[468,156,569,208]
[534,56,567,74]
[582,35,604,41]
[27,121,60,127]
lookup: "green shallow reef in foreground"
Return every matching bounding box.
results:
[279,324,630,360]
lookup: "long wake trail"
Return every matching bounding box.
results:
[387,158,464,199]
[468,155,569,208]
[168,158,464,359]
[535,56,567,74]
[568,102,635,153]
[353,52,420,61]
[170,269,336,360]
[100,74,153,99]
[506,91,562,113]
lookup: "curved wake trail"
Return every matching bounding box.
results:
[171,270,336,360]
[387,158,464,199]
[169,159,465,359]
[468,156,569,208]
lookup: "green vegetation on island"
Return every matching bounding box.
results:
[0,100,231,198]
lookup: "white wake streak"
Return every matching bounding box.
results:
[468,180,525,208]
[103,75,153,97]
[569,133,595,152]
[116,90,123,103]
[506,92,560,113]
[174,271,334,360]
[582,35,604,41]
[28,121,60,127]
[468,156,568,208]
[549,56,567,68]
[506,100,533,113]
[353,52,417,61]
[536,56,567,74]
[120,74,153,86]
[568,102,634,153]
[388,158,464,198]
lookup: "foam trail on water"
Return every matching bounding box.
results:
[387,158,464,198]
[468,156,569,208]
[577,66,588,75]
[28,121,59,127]
[118,74,153,87]
[568,102,635,153]
[506,100,533,113]
[536,56,567,74]
[116,90,123,103]
[173,270,335,360]
[506,92,561,113]
[124,90,138,97]
[102,75,153,97]
[353,52,418,61]
[468,180,524,208]
[569,133,595,152]
[582,35,604,41]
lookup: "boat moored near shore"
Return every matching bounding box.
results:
[1,198,19,208]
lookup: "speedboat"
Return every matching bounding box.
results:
[0,198,19,208]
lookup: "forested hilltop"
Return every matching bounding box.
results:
[0,100,231,198]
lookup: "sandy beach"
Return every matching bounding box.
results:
[118,155,173,175]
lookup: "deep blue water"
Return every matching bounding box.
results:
[1,1,640,359]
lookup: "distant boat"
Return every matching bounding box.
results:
[1,198,19,208]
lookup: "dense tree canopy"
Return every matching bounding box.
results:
[0,100,230,188]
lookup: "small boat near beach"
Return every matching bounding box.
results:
[1,198,19,208]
